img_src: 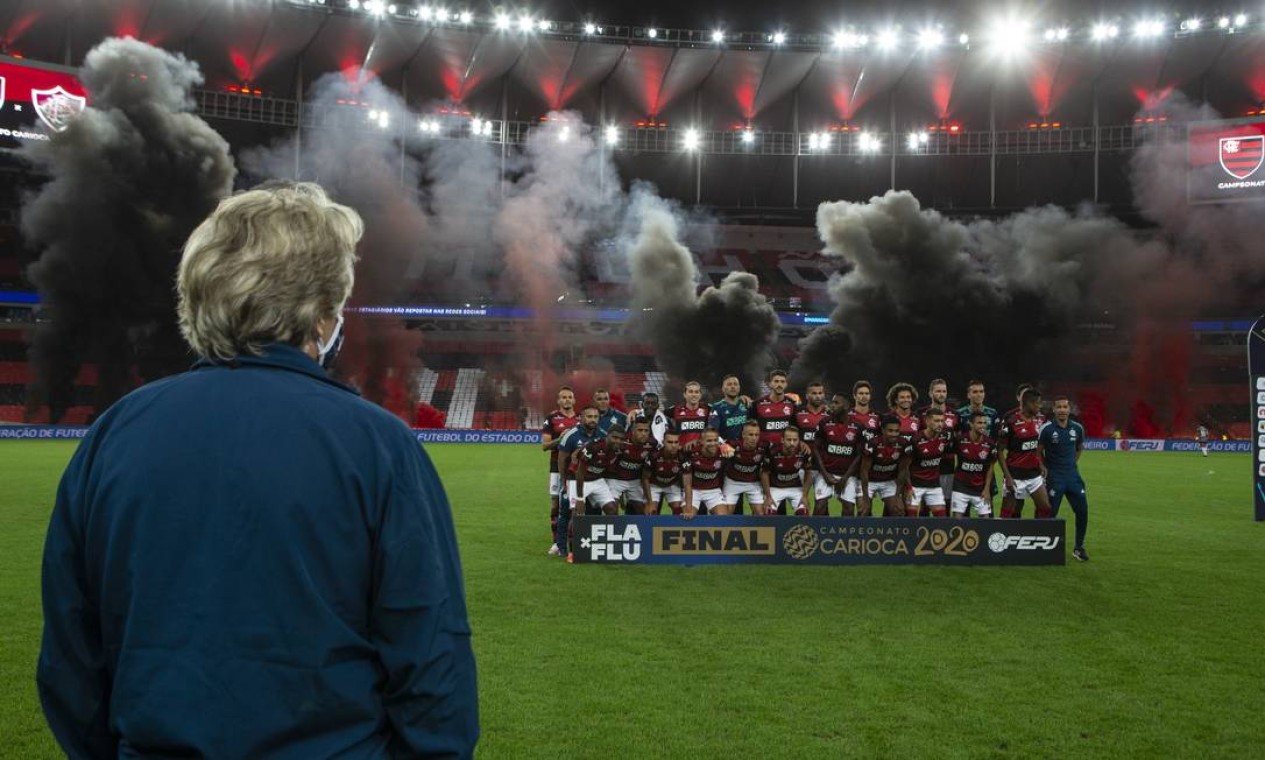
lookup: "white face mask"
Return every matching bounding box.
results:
[316,314,344,370]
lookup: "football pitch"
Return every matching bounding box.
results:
[3,442,1264,758]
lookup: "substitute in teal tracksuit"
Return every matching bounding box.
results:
[38,183,477,758]
[1039,396,1090,562]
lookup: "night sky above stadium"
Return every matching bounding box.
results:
[557,1,1115,32]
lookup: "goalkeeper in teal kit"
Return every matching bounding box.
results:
[1038,396,1090,562]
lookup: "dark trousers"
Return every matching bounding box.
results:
[1048,476,1088,549]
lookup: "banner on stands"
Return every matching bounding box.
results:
[571,516,1065,566]
[0,426,1253,454]
[0,425,89,440]
[412,429,541,444]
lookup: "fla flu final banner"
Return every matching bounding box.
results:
[571,516,1066,566]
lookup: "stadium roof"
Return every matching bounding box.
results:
[3,1,1262,213]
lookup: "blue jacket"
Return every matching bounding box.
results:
[38,344,478,759]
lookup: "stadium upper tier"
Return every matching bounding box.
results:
[2,1,1261,135]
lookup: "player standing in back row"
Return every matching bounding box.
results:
[751,369,798,447]
[708,374,751,445]
[918,378,960,503]
[669,380,711,447]
[540,386,578,556]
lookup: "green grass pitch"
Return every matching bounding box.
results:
[3,442,1264,758]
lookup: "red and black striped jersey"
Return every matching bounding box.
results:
[724,443,767,483]
[669,404,710,446]
[765,446,811,488]
[953,435,997,495]
[542,409,578,472]
[815,419,864,475]
[683,452,725,490]
[864,437,910,482]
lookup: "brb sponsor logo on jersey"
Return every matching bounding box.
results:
[581,523,643,561]
[987,532,1060,552]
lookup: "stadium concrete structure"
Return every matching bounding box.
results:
[0,0,1256,434]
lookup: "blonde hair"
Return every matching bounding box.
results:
[177,182,362,360]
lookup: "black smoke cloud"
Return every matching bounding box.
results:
[791,95,1265,433]
[21,37,235,422]
[624,191,780,391]
[792,192,1147,391]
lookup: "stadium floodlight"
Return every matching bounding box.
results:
[493,12,510,30]
[906,131,929,150]
[418,118,439,133]
[647,27,658,39]
[987,18,1029,56]
[1056,27,1069,41]
[876,28,899,51]
[1181,17,1202,31]
[537,19,552,31]
[1091,23,1119,40]
[740,129,755,145]
[1235,14,1248,27]
[1218,16,1231,28]
[858,132,881,152]
[458,10,471,24]
[348,0,361,9]
[386,3,397,13]
[771,31,786,45]
[831,31,851,48]
[711,30,725,43]
[419,5,433,20]
[584,22,597,35]
[682,128,701,151]
[1133,19,1165,38]
[434,8,449,22]
[604,125,620,146]
[517,15,534,33]
[363,0,385,17]
[959,33,969,45]
[557,126,570,143]
[918,28,943,50]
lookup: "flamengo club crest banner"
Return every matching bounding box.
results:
[572,516,1065,566]
[1250,314,1265,522]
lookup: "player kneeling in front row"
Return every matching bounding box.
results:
[683,429,729,517]
[642,430,686,515]
[722,421,770,515]
[765,426,813,515]
[813,393,865,516]
[999,389,1053,519]
[908,409,951,517]
[572,425,625,517]
[860,416,912,517]
[608,420,656,515]
[951,412,997,518]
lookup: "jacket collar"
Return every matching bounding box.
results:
[192,343,360,395]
